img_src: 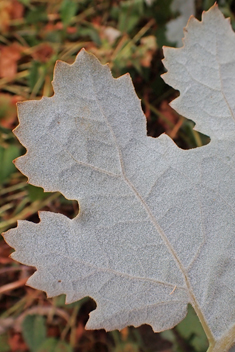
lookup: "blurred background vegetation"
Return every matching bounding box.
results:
[0,0,235,351]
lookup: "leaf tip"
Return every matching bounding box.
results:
[74,47,99,62]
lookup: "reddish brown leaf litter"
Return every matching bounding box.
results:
[0,44,22,78]
[32,44,54,64]
[0,0,24,33]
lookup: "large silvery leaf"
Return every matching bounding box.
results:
[166,0,195,47]
[3,5,235,352]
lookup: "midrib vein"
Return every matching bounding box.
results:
[90,78,185,273]
[90,73,215,345]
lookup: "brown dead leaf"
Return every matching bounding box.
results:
[0,43,22,78]
[8,332,28,352]
[32,43,54,63]
[10,0,24,20]
[55,21,63,30]
[0,0,24,33]
[0,93,22,128]
[140,51,154,67]
[45,21,63,32]
[44,22,55,32]
[76,322,85,341]
[120,327,129,340]
[0,242,13,265]
[91,16,102,26]
[67,26,77,34]
[0,2,12,33]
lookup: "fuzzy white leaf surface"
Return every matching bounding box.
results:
[166,0,195,47]
[4,5,235,352]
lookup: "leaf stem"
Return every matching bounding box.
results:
[206,324,235,352]
[190,300,215,349]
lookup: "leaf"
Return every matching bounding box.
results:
[118,0,143,33]
[28,61,41,91]
[36,338,73,352]
[60,0,78,27]
[26,6,47,25]
[0,43,22,78]
[3,4,235,352]
[36,338,57,352]
[22,315,46,352]
[166,0,195,47]
[0,144,21,184]
[0,334,10,352]
[0,0,24,33]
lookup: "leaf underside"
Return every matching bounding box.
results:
[166,0,195,47]
[3,4,235,352]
